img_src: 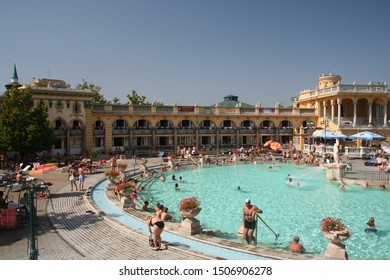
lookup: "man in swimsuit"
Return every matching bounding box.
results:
[243,198,263,245]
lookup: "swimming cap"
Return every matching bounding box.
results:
[245,198,251,204]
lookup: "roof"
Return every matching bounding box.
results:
[210,95,254,108]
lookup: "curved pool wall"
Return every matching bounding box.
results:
[140,163,390,260]
[91,178,273,260]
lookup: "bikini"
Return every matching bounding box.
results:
[150,219,164,229]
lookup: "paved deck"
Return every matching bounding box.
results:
[0,158,210,260]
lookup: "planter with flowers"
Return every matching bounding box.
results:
[117,181,135,209]
[178,197,202,236]
[320,217,352,260]
[117,163,128,172]
[105,170,120,185]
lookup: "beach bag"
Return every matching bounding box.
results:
[68,174,74,181]
[148,234,154,247]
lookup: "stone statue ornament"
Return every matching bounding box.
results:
[333,139,340,163]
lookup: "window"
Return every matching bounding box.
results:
[74,103,80,113]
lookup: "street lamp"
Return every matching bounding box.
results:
[306,121,315,152]
[23,177,39,260]
[321,118,329,159]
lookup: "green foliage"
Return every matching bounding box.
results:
[0,87,55,159]
[126,90,149,105]
[77,79,107,104]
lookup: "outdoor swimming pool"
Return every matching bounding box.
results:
[141,162,390,260]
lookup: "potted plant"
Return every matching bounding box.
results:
[105,169,120,184]
[320,216,352,260]
[117,163,128,172]
[320,217,351,243]
[178,197,201,218]
[116,181,134,196]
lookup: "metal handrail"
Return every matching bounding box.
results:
[254,213,280,245]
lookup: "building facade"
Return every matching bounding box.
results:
[2,68,389,158]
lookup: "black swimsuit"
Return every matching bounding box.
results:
[150,220,165,229]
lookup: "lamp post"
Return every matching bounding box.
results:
[321,118,329,159]
[24,177,39,260]
[307,121,315,152]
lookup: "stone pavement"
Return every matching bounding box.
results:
[0,159,211,260]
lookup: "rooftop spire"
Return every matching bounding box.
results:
[11,64,19,83]
[5,64,21,89]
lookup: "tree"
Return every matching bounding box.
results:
[126,90,149,105]
[0,87,55,160]
[111,97,121,104]
[77,79,107,104]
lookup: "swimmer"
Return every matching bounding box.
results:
[268,166,272,171]
[365,217,377,233]
[174,183,180,191]
[172,175,176,180]
[296,182,300,188]
[339,184,346,190]
[237,186,241,190]
[179,176,183,182]
[287,178,293,185]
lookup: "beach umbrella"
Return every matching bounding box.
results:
[270,142,282,151]
[264,140,273,147]
[381,142,390,154]
[313,129,348,139]
[348,131,385,141]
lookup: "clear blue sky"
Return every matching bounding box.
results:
[1,0,389,107]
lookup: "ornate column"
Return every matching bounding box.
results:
[368,102,373,126]
[383,102,388,127]
[331,100,335,121]
[337,99,342,126]
[353,102,357,127]
[323,101,327,118]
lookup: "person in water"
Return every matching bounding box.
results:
[365,217,377,233]
[289,236,304,254]
[242,198,263,245]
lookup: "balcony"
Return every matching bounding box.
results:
[69,128,84,136]
[259,128,276,134]
[199,128,216,134]
[178,127,195,134]
[219,127,236,134]
[93,128,105,135]
[133,128,152,135]
[239,127,256,134]
[53,128,67,136]
[156,128,174,134]
[112,128,130,135]
[279,128,293,134]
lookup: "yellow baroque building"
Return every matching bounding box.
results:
[2,67,389,158]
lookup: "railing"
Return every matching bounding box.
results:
[298,84,389,101]
[91,104,317,116]
[344,170,390,182]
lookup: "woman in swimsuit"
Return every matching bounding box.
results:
[146,215,165,250]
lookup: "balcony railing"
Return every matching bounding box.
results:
[259,128,276,134]
[69,129,84,136]
[112,128,130,135]
[53,129,67,136]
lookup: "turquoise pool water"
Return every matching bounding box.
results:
[141,162,390,260]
